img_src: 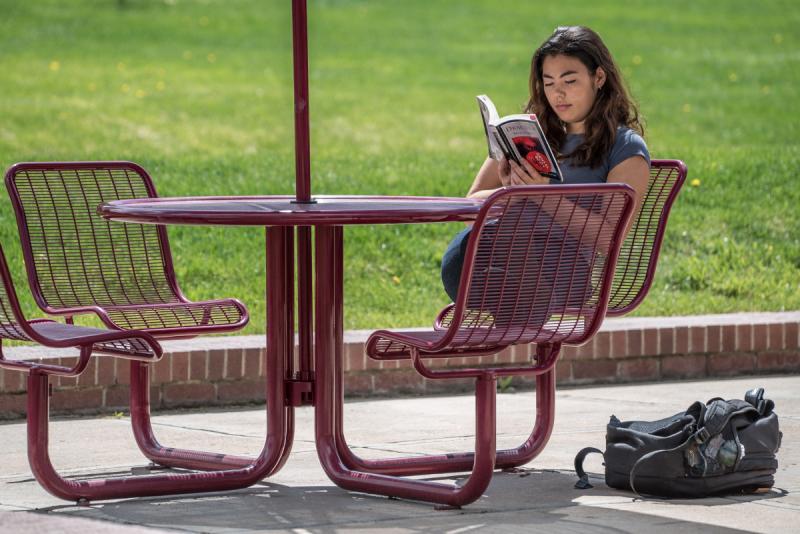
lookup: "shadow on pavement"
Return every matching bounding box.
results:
[33,469,783,533]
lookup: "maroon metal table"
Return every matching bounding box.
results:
[100,194,485,501]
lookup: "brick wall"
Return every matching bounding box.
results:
[2,312,799,419]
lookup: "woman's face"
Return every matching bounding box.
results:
[541,54,605,134]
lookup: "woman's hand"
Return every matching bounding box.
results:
[499,157,550,186]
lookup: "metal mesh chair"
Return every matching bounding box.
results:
[431,159,686,330]
[606,159,686,315]
[4,161,248,337]
[4,161,256,487]
[319,184,635,506]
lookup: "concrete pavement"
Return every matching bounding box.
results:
[1,375,797,533]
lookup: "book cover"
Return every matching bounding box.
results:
[476,95,563,182]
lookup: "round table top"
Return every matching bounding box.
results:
[99,195,484,226]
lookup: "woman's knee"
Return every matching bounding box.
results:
[440,227,471,302]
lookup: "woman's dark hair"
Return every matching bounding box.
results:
[525,26,644,168]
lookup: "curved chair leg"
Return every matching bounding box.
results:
[130,226,295,475]
[318,364,498,507]
[26,369,288,502]
[333,365,554,476]
[129,361,292,473]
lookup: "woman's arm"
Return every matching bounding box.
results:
[467,157,503,199]
[606,155,650,236]
[509,156,648,252]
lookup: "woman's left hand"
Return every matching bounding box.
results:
[508,159,550,186]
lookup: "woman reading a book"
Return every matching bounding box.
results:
[441,25,650,311]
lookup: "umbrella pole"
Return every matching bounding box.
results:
[291,0,314,383]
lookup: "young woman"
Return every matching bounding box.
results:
[441,25,650,302]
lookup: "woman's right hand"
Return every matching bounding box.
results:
[499,156,550,186]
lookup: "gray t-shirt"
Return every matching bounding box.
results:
[552,127,650,184]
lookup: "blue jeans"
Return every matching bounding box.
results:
[440,226,472,302]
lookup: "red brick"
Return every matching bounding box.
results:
[617,358,659,381]
[786,322,799,349]
[659,327,675,355]
[208,349,226,381]
[510,344,528,363]
[571,359,617,380]
[57,373,78,389]
[105,385,131,409]
[707,325,721,353]
[721,325,736,352]
[225,349,244,379]
[217,380,265,402]
[0,393,27,416]
[190,351,207,381]
[150,385,162,408]
[561,345,579,361]
[96,357,116,387]
[576,339,594,359]
[689,326,706,354]
[661,354,707,379]
[162,382,216,405]
[171,352,190,382]
[343,372,373,395]
[555,360,572,383]
[768,323,785,351]
[757,351,800,372]
[51,387,103,411]
[372,370,425,394]
[496,347,513,364]
[627,329,643,357]
[364,350,384,370]
[593,331,611,359]
[675,326,689,354]
[243,347,262,378]
[610,331,626,358]
[2,368,23,393]
[151,358,170,385]
[76,358,98,387]
[737,324,753,352]
[752,324,768,352]
[708,353,756,376]
[346,342,365,372]
[116,358,132,385]
[643,328,658,356]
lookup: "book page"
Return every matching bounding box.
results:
[497,117,563,181]
[476,95,505,161]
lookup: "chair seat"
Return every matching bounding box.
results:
[101,299,247,335]
[368,325,571,361]
[28,321,157,358]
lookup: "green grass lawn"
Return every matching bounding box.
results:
[0,0,798,334]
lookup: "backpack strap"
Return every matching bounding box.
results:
[702,399,758,436]
[573,447,604,489]
[745,387,775,416]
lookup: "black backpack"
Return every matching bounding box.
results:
[574,387,782,498]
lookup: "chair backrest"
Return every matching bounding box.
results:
[5,162,182,313]
[443,183,635,350]
[0,244,33,342]
[606,159,686,316]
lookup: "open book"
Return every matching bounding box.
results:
[477,94,563,182]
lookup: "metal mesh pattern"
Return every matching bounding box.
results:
[12,167,175,307]
[30,322,156,358]
[606,161,685,314]
[7,163,247,332]
[370,187,633,359]
[0,294,31,341]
